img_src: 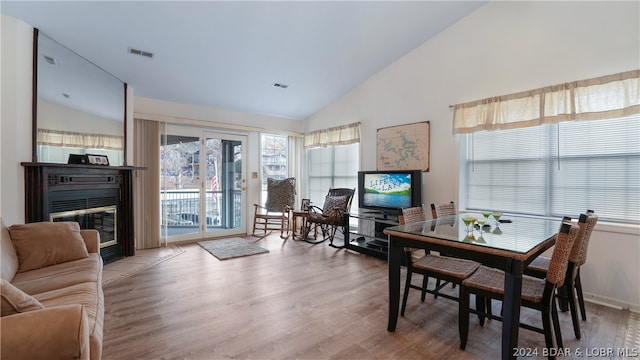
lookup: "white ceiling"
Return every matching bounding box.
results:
[2,1,484,120]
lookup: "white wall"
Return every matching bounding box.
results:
[134,96,304,135]
[1,15,33,227]
[306,2,640,310]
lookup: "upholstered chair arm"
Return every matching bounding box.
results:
[0,304,90,360]
[80,229,100,254]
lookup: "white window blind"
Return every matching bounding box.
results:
[464,115,640,224]
[307,143,359,206]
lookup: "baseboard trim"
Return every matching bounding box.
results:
[584,291,640,314]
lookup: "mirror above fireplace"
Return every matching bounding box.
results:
[33,29,127,166]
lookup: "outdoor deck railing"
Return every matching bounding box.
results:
[161,189,242,230]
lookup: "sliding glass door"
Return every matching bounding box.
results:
[161,125,246,241]
[203,132,246,237]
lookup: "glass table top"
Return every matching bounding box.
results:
[384,213,561,254]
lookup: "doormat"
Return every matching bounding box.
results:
[198,238,269,260]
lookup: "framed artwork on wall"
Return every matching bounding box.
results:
[376,121,430,171]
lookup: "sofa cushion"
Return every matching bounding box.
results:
[34,282,104,360]
[11,254,102,296]
[1,219,19,281]
[0,279,45,316]
[9,222,89,272]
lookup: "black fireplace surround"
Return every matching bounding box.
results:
[22,162,139,264]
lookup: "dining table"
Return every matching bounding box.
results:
[383,213,560,360]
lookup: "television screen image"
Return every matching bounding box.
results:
[363,173,412,208]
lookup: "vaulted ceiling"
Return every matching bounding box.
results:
[2,1,485,120]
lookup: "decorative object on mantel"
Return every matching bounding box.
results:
[376,121,430,171]
[68,154,88,164]
[86,154,110,166]
[67,154,110,166]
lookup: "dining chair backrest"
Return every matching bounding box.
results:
[399,205,426,225]
[430,201,456,219]
[576,211,598,266]
[547,222,580,287]
[566,214,587,264]
[567,214,586,264]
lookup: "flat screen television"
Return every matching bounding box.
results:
[358,170,423,215]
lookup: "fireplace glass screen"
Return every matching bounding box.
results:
[50,206,117,248]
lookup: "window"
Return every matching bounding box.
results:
[307,143,359,207]
[260,134,288,204]
[462,115,640,224]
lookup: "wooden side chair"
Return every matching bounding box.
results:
[525,211,598,339]
[458,221,580,358]
[400,205,481,317]
[252,177,295,239]
[303,188,355,247]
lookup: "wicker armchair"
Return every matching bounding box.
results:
[525,211,598,339]
[302,188,355,247]
[400,205,481,317]
[252,177,295,239]
[458,221,581,357]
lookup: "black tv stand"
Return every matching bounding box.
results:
[344,209,399,260]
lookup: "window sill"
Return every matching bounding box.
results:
[594,221,640,236]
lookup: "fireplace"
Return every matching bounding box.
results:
[22,162,139,264]
[50,205,117,249]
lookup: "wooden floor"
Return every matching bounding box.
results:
[102,234,635,359]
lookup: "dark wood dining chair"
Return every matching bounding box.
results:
[458,221,580,359]
[400,205,481,317]
[525,211,598,339]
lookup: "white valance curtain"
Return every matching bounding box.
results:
[452,70,640,134]
[304,122,361,149]
[37,128,124,150]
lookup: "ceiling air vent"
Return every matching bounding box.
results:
[128,47,154,58]
[272,83,289,89]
